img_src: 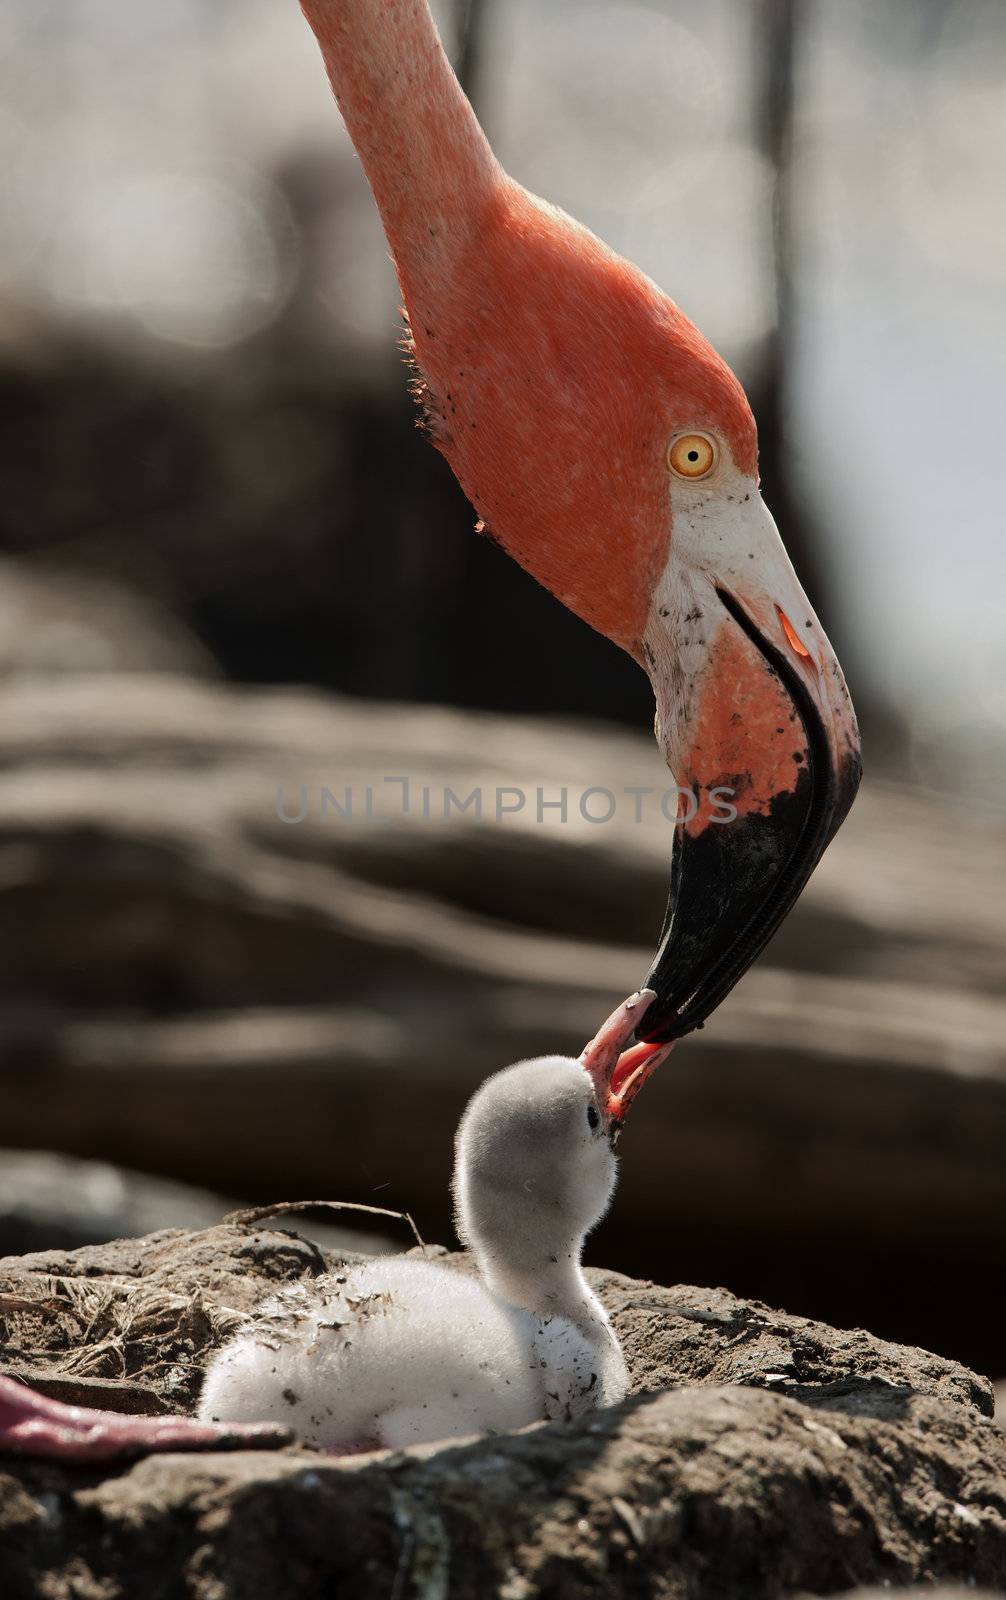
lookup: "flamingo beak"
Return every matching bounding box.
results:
[636,496,862,1044]
[579,989,676,1125]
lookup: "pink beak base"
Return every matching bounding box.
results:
[579,989,677,1121]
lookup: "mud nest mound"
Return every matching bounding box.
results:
[1,1224,1004,1599]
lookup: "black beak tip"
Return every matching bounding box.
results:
[635,745,862,1046]
[638,587,863,1045]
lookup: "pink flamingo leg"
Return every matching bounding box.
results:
[0,1376,291,1463]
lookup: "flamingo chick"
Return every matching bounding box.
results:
[197,991,671,1452]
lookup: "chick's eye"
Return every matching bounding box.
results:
[668,432,717,480]
[586,1104,600,1130]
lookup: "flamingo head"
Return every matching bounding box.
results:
[406,180,861,1043]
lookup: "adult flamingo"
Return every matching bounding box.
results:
[0,3,860,1464]
[299,0,861,1043]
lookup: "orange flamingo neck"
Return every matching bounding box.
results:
[299,0,757,651]
[300,0,499,304]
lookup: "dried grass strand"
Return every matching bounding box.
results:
[222,1199,427,1258]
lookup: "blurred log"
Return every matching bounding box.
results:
[835,1593,1004,1600]
[0,559,216,681]
[0,1150,394,1259]
[0,675,1003,1369]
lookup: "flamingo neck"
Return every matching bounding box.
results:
[299,0,499,305]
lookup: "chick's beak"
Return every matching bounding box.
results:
[579,989,676,1124]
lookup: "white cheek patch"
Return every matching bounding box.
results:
[640,472,828,769]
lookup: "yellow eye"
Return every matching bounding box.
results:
[668,432,717,480]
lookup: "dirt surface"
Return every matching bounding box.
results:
[1,1226,1004,1598]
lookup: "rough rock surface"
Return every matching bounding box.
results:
[1,1227,1004,1599]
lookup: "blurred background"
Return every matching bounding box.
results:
[0,0,1003,1379]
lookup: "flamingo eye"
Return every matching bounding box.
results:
[669,432,717,480]
[586,1104,600,1130]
